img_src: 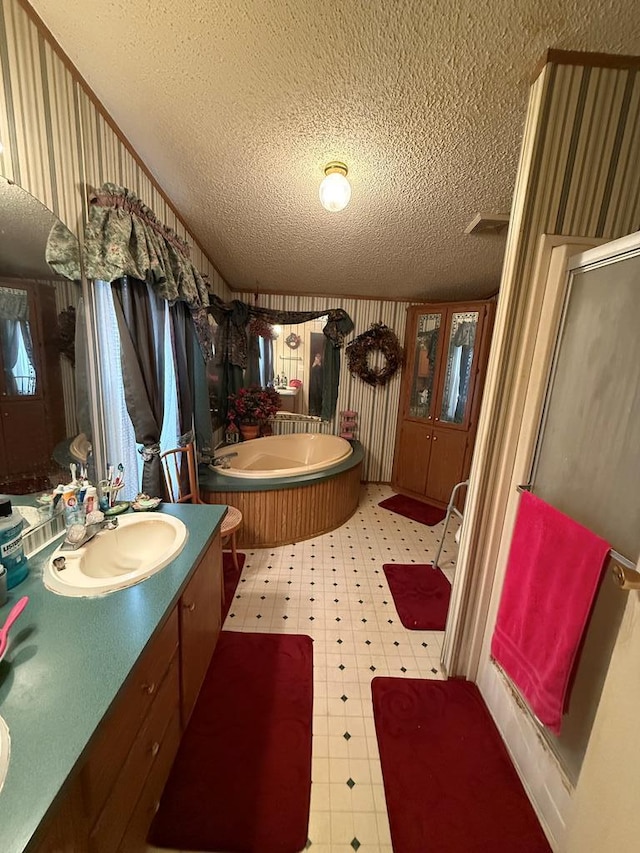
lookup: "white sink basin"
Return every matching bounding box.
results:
[0,716,9,795]
[44,512,187,597]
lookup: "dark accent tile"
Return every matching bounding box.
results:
[346,778,356,789]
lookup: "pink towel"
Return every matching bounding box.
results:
[491,491,610,734]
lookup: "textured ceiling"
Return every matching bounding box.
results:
[30,0,640,300]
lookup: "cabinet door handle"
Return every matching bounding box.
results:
[427,415,432,420]
[184,602,196,612]
[142,682,156,696]
[150,741,160,757]
[425,434,431,440]
[433,435,438,442]
[435,417,439,421]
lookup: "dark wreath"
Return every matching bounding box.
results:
[345,322,403,387]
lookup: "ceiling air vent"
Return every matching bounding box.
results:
[464,213,510,235]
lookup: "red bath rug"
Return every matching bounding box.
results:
[383,563,451,630]
[379,493,446,526]
[372,677,552,853]
[149,631,313,853]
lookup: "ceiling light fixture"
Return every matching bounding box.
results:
[319,161,351,212]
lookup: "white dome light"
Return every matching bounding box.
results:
[319,162,351,212]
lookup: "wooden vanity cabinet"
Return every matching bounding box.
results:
[392,301,495,509]
[180,538,223,727]
[28,531,223,853]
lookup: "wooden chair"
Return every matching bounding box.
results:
[220,505,243,572]
[160,442,202,504]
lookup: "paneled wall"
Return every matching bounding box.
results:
[0,0,229,299]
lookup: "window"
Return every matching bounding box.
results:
[95,282,179,500]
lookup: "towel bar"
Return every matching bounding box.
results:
[516,483,638,587]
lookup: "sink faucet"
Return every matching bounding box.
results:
[211,451,238,469]
[60,517,119,551]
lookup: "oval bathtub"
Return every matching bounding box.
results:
[213,433,352,479]
[200,438,364,548]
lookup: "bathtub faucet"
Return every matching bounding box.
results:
[211,451,238,469]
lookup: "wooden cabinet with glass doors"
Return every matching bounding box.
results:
[391,300,495,508]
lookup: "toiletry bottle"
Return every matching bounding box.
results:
[0,496,29,589]
[63,488,85,530]
[84,485,97,515]
[0,563,7,606]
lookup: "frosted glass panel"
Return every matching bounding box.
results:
[534,253,640,559]
[531,249,640,784]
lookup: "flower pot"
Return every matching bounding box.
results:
[240,423,260,441]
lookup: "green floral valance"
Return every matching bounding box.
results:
[45,220,82,281]
[80,183,212,358]
[82,182,208,301]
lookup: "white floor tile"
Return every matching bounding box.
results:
[153,483,459,853]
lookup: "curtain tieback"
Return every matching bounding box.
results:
[139,442,161,462]
[178,430,194,448]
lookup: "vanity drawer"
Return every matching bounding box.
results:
[82,608,179,820]
[89,653,180,853]
[116,710,181,853]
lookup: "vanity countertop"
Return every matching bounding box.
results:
[0,502,227,853]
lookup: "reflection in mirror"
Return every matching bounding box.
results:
[270,317,327,418]
[0,177,83,509]
[409,313,441,419]
[440,310,479,424]
[217,315,330,421]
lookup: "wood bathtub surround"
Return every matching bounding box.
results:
[30,532,223,853]
[202,460,363,548]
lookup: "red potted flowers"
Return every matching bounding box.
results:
[227,385,282,441]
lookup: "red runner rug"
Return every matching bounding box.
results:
[379,493,446,526]
[372,678,552,853]
[149,632,313,853]
[383,564,451,630]
[222,551,246,622]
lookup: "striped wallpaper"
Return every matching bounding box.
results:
[11,7,636,493]
[0,0,229,298]
[452,58,640,670]
[0,0,423,483]
[445,53,640,844]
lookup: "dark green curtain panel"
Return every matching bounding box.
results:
[111,277,166,498]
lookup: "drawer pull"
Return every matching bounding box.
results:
[151,741,160,757]
[184,602,196,612]
[142,681,156,695]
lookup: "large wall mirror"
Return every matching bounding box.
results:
[269,318,327,418]
[216,314,333,423]
[0,176,84,508]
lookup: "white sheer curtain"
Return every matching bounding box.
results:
[95,282,179,501]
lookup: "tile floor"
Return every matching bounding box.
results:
[149,483,459,853]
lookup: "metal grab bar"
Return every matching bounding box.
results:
[432,480,469,570]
